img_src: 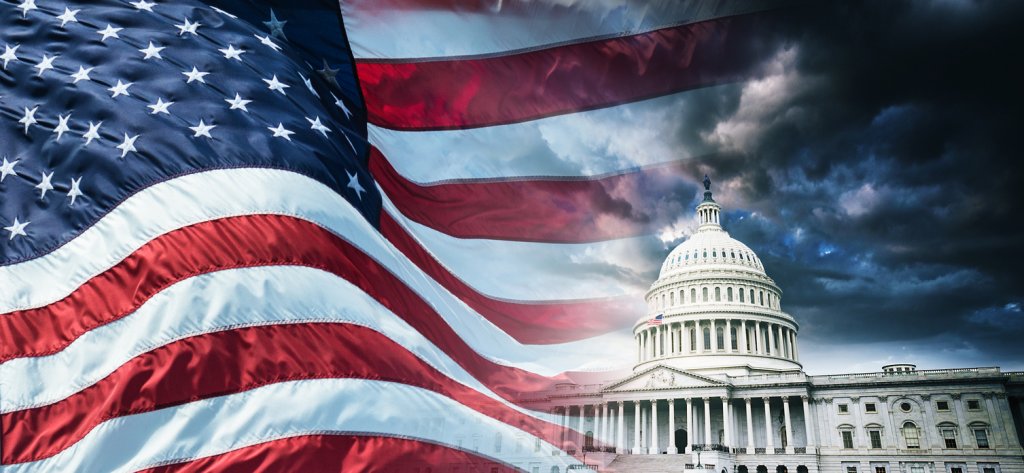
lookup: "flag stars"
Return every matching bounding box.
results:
[318,60,339,87]
[0,157,18,182]
[219,45,245,61]
[54,113,71,141]
[332,92,352,119]
[131,0,155,12]
[189,120,216,138]
[267,123,294,141]
[1,44,18,69]
[97,25,123,42]
[346,170,366,201]
[82,121,102,146]
[302,75,319,98]
[34,54,57,76]
[225,93,252,112]
[109,80,132,98]
[306,116,330,137]
[263,75,289,95]
[139,42,165,60]
[17,0,37,18]
[70,66,93,83]
[18,107,38,135]
[56,7,80,27]
[116,133,139,158]
[210,6,237,19]
[35,171,54,199]
[183,66,209,84]
[264,9,287,40]
[176,18,200,36]
[3,218,29,240]
[254,34,281,52]
[148,98,173,115]
[68,177,84,205]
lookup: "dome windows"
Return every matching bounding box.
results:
[702,287,709,302]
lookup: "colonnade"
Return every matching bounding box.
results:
[636,319,799,363]
[554,396,815,455]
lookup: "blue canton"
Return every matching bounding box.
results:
[0,0,374,264]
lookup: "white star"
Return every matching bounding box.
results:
[225,93,251,112]
[176,18,200,36]
[148,98,173,115]
[306,116,330,137]
[254,34,281,52]
[97,24,122,41]
[264,9,287,40]
[17,0,37,18]
[56,7,80,27]
[139,42,165,60]
[68,176,84,205]
[53,113,71,141]
[70,65,93,83]
[210,6,237,19]
[3,218,29,240]
[0,157,18,182]
[34,54,57,76]
[182,66,209,84]
[346,170,366,201]
[18,106,37,135]
[263,75,289,95]
[301,75,319,98]
[267,123,294,141]
[1,44,18,69]
[35,171,54,199]
[219,44,244,61]
[332,92,353,119]
[131,0,155,12]
[116,133,139,158]
[108,80,132,98]
[189,120,216,138]
[82,121,102,146]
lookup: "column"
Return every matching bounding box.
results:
[578,405,587,451]
[668,399,677,454]
[722,397,731,448]
[767,323,776,356]
[685,398,694,453]
[710,319,719,351]
[703,397,712,446]
[697,321,705,352]
[559,406,568,449]
[753,322,762,354]
[726,319,733,353]
[791,331,800,359]
[740,320,748,353]
[783,396,794,453]
[952,394,972,447]
[985,394,1008,447]
[618,401,626,454]
[605,403,612,449]
[745,398,755,452]
[802,396,815,450]
[655,326,662,358]
[764,397,774,451]
[595,404,603,450]
[650,399,660,454]
[633,401,641,454]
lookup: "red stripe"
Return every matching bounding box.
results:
[2,323,573,464]
[137,435,520,473]
[371,146,694,242]
[357,14,763,130]
[379,213,639,343]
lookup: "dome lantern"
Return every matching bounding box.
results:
[695,174,721,230]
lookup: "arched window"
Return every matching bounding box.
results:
[715,287,721,301]
[776,467,788,473]
[731,327,738,350]
[749,289,755,303]
[739,288,745,303]
[691,288,697,304]
[727,287,733,301]
[731,251,736,259]
[739,467,749,473]
[702,287,709,302]
[716,327,724,348]
[703,327,711,350]
[703,250,707,258]
[757,466,768,473]
[550,467,560,473]
[759,291,765,306]
[902,421,920,448]
[671,292,675,306]
[690,328,697,350]
[797,467,809,473]
[713,249,717,257]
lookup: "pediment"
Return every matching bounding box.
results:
[602,365,730,392]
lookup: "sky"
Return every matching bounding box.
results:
[654,1,1024,374]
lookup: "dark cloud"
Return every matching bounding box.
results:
[682,1,1024,371]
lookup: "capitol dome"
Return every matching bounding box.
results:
[634,176,801,376]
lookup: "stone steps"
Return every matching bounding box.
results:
[605,455,696,473]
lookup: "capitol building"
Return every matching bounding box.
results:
[524,177,1024,473]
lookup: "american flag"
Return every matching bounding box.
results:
[0,0,775,470]
[647,314,664,326]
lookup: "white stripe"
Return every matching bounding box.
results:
[382,193,655,301]
[343,0,772,60]
[0,265,616,414]
[368,84,738,182]
[0,379,581,472]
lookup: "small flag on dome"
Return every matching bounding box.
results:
[647,314,664,326]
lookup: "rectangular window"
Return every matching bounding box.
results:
[869,430,882,449]
[838,404,849,414]
[842,430,854,449]
[875,468,887,473]
[910,467,925,473]
[967,399,981,410]
[904,425,920,448]
[975,429,990,448]
[864,402,876,413]
[950,468,964,473]
[846,467,858,473]
[941,428,957,448]
[936,401,950,411]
